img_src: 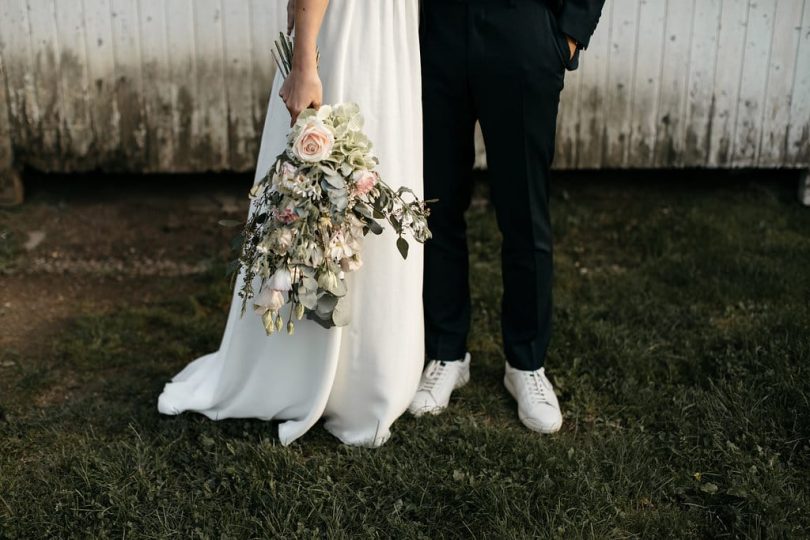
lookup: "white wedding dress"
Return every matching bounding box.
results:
[157,1,424,447]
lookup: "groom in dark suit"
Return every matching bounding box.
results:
[410,0,606,433]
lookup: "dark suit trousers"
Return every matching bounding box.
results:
[421,0,568,371]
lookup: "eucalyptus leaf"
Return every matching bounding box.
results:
[340,163,354,177]
[397,237,409,260]
[354,203,374,220]
[368,220,383,235]
[315,293,339,318]
[298,289,318,310]
[324,174,346,190]
[332,296,352,326]
[306,311,334,329]
[332,277,348,297]
[301,276,318,291]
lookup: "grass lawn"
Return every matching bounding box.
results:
[1,170,809,538]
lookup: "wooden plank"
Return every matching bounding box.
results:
[603,0,640,167]
[758,0,804,166]
[573,3,611,168]
[730,0,777,166]
[654,0,695,167]
[54,0,94,165]
[138,0,174,170]
[683,0,722,165]
[222,0,256,170]
[164,0,197,171]
[110,0,147,169]
[786,0,810,166]
[627,0,667,167]
[82,0,120,164]
[193,0,229,170]
[707,0,749,166]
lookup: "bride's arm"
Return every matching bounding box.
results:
[279,0,328,126]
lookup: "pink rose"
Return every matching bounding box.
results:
[352,170,377,196]
[292,119,334,163]
[276,206,299,224]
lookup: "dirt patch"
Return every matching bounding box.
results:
[0,171,252,360]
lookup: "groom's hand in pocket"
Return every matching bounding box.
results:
[565,34,577,61]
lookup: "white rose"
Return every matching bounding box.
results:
[253,288,285,314]
[274,227,295,253]
[293,119,335,163]
[307,243,324,266]
[267,268,293,291]
[327,231,347,260]
[341,255,363,272]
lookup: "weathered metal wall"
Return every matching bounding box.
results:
[554,0,810,169]
[0,0,808,174]
[0,0,286,174]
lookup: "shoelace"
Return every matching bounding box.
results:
[523,371,550,405]
[421,361,448,391]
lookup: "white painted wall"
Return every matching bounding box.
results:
[0,0,808,174]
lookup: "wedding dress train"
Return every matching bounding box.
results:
[158,0,424,447]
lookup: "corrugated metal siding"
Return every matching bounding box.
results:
[0,0,808,174]
[0,0,285,173]
[553,0,810,169]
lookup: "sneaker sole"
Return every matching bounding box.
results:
[503,375,562,434]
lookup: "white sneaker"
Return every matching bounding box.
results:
[408,353,471,416]
[503,362,563,434]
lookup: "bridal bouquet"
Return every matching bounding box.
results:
[228,34,431,335]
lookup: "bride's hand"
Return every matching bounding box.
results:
[281,0,326,125]
[279,66,323,126]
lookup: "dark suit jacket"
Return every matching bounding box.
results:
[549,0,606,49]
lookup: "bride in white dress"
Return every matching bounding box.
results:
[157,0,424,447]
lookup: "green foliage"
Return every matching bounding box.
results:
[1,176,809,538]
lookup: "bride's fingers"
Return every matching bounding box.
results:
[289,110,300,126]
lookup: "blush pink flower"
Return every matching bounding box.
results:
[253,288,285,315]
[276,207,299,224]
[292,119,334,163]
[352,170,377,196]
